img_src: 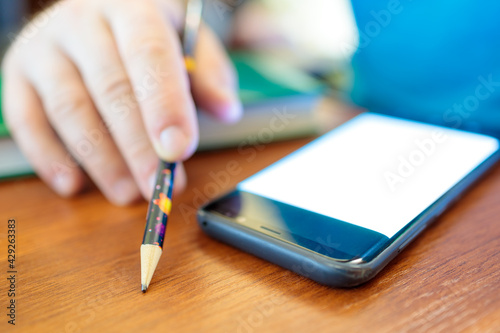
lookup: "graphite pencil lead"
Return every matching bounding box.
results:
[142,285,147,293]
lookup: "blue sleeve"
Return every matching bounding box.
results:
[349,0,500,136]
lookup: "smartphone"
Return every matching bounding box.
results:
[197,113,500,287]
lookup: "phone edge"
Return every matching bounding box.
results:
[197,149,500,288]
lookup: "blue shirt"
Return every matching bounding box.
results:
[350,0,500,136]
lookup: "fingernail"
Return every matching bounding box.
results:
[112,178,138,205]
[159,126,189,161]
[52,173,72,196]
[228,97,243,123]
[217,88,243,123]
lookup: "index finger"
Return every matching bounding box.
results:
[100,0,198,162]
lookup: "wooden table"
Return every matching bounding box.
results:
[1,121,500,333]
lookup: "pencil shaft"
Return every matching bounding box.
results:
[183,0,203,60]
[142,161,176,248]
[140,0,204,292]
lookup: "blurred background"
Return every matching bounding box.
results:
[0,0,29,60]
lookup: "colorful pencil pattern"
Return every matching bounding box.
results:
[142,161,176,248]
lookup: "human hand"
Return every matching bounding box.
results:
[1,0,242,205]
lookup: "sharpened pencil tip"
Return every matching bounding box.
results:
[141,245,163,294]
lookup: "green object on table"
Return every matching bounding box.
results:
[230,51,324,104]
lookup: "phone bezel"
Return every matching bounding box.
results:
[202,190,391,261]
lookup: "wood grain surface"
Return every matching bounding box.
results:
[1,126,500,333]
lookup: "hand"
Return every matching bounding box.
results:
[1,0,242,205]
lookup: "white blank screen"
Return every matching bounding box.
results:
[238,113,499,237]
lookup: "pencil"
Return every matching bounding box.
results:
[140,162,176,292]
[140,0,204,293]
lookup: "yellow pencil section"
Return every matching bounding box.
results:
[184,56,196,74]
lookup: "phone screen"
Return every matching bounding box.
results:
[237,113,499,238]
